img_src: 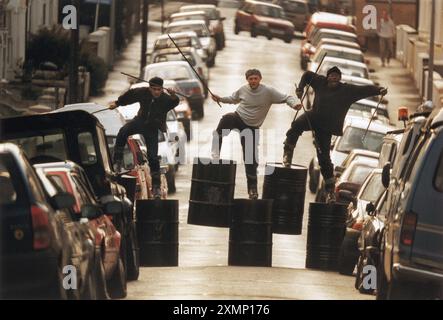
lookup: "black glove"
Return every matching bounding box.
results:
[296,88,304,100]
[379,87,388,96]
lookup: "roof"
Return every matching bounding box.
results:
[245,0,283,9]
[167,20,206,28]
[54,103,126,137]
[144,61,190,69]
[322,56,368,68]
[180,4,217,10]
[341,74,374,85]
[316,44,363,55]
[0,110,104,140]
[348,148,380,159]
[33,160,82,172]
[170,11,207,18]
[344,117,396,133]
[316,28,357,38]
[318,38,361,48]
[311,12,350,25]
[156,31,198,40]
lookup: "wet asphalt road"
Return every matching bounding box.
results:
[124,2,375,300]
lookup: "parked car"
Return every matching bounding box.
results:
[278,0,310,33]
[144,61,206,119]
[376,108,443,300]
[309,44,365,70]
[234,0,295,43]
[334,149,380,179]
[153,31,208,63]
[167,109,187,164]
[313,118,395,202]
[34,161,126,299]
[179,4,227,49]
[316,38,361,52]
[54,103,149,202]
[355,189,388,294]
[377,129,404,169]
[0,111,140,282]
[158,130,178,194]
[347,99,390,124]
[304,11,356,39]
[165,20,217,67]
[0,143,95,299]
[337,168,384,276]
[300,28,358,70]
[170,10,210,27]
[150,47,209,97]
[313,56,369,79]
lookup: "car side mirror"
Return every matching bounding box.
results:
[104,201,123,216]
[366,202,376,216]
[382,162,391,189]
[52,192,75,210]
[169,133,179,142]
[81,204,103,220]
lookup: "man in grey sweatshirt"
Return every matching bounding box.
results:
[212,69,299,199]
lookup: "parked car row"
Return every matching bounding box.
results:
[0,110,145,299]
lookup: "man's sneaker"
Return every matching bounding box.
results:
[248,186,259,200]
[113,159,123,173]
[282,143,295,168]
[326,190,336,203]
[152,186,162,199]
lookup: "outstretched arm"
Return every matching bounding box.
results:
[212,89,241,104]
[269,87,299,110]
[115,87,145,107]
[348,84,386,102]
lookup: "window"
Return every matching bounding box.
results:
[47,175,67,192]
[348,165,374,185]
[0,156,18,205]
[336,127,385,154]
[360,173,384,203]
[123,144,135,170]
[78,132,97,165]
[145,65,192,81]
[8,132,67,163]
[434,151,443,192]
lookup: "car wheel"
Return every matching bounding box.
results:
[250,25,257,38]
[166,166,176,194]
[355,254,364,290]
[234,22,240,35]
[107,258,127,299]
[216,34,223,50]
[337,233,359,275]
[284,34,292,43]
[375,249,388,300]
[125,221,140,281]
[266,32,272,40]
[308,161,319,193]
[183,119,191,141]
[53,265,69,300]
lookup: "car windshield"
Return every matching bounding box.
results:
[167,111,176,121]
[313,33,357,46]
[359,173,384,202]
[166,24,209,37]
[255,4,285,19]
[153,53,196,66]
[173,14,207,23]
[336,127,385,153]
[6,132,68,163]
[348,165,375,185]
[315,49,363,63]
[350,103,389,119]
[145,65,192,81]
[182,7,218,20]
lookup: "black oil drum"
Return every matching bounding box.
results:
[305,202,348,271]
[136,199,179,266]
[262,163,307,235]
[117,175,137,204]
[228,199,273,267]
[188,157,236,227]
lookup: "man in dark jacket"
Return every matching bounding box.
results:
[109,76,179,198]
[282,66,387,202]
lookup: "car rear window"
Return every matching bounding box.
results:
[166,24,209,37]
[360,173,384,202]
[349,165,374,185]
[254,4,285,19]
[153,53,196,66]
[336,127,385,154]
[145,65,192,81]
[7,132,68,164]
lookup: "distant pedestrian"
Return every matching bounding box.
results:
[377,10,396,67]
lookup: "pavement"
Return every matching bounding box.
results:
[91,1,422,300]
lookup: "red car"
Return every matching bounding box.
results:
[234,0,295,43]
[35,161,126,299]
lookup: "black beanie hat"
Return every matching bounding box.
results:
[327,66,341,76]
[148,76,163,87]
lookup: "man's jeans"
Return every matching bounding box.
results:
[212,112,259,189]
[285,113,334,183]
[114,117,160,186]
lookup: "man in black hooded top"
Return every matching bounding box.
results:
[109,76,179,198]
[282,66,387,202]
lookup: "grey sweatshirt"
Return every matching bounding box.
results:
[377,18,396,39]
[220,84,297,127]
